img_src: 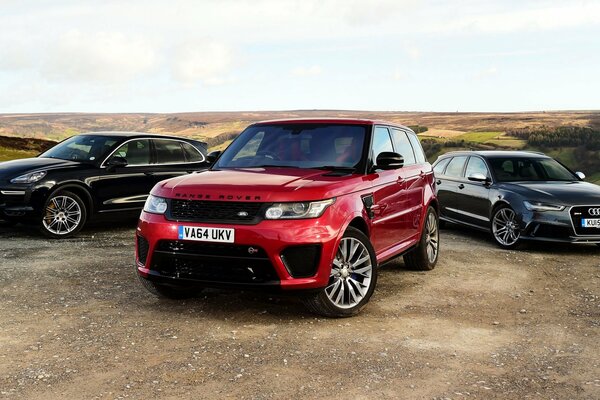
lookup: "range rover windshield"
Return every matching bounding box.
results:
[490,157,577,182]
[40,135,119,163]
[215,124,367,170]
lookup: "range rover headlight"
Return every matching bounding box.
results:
[523,201,565,212]
[265,198,335,220]
[144,195,168,214]
[10,170,47,184]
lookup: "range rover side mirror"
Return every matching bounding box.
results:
[468,172,490,183]
[575,171,585,180]
[375,152,404,170]
[206,151,222,164]
[106,156,128,171]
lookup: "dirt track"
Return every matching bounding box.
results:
[0,221,598,399]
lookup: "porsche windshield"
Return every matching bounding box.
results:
[40,135,119,163]
[490,157,577,182]
[215,124,367,170]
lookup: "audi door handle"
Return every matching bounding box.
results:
[458,184,465,189]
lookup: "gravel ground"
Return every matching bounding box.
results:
[0,220,598,399]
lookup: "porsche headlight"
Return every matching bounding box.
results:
[265,199,335,219]
[144,195,168,214]
[523,201,565,212]
[10,171,47,184]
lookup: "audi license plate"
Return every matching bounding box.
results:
[178,226,235,243]
[581,218,600,228]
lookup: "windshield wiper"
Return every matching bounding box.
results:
[249,164,300,168]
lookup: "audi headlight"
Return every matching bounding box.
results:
[144,195,168,214]
[265,199,335,219]
[523,201,565,212]
[10,170,47,184]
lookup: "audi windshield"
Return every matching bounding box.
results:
[489,157,578,182]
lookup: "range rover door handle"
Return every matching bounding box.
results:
[436,179,442,185]
[458,183,465,189]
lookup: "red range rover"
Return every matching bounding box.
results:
[136,119,439,317]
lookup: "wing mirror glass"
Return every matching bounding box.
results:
[375,152,404,170]
[575,171,585,180]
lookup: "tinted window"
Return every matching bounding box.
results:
[490,157,576,181]
[407,133,427,163]
[182,142,204,162]
[465,157,489,178]
[391,129,416,165]
[109,139,151,166]
[444,156,467,178]
[433,157,450,175]
[372,127,394,164]
[216,124,366,169]
[41,135,119,163]
[154,139,186,164]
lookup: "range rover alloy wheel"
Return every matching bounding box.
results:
[404,206,439,270]
[491,206,521,249]
[40,191,86,238]
[303,227,378,317]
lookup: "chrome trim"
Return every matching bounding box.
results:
[446,207,489,222]
[568,204,600,237]
[100,137,206,168]
[0,190,26,195]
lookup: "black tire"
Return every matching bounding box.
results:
[303,227,378,318]
[490,205,521,249]
[39,190,87,238]
[404,206,439,271]
[138,276,201,299]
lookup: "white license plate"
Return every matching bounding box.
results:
[581,218,600,228]
[178,226,235,243]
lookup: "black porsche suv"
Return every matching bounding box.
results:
[0,132,207,238]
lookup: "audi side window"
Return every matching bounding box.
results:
[391,129,416,165]
[444,156,467,178]
[433,157,451,175]
[407,132,427,163]
[465,157,490,178]
[372,127,394,163]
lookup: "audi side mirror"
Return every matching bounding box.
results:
[468,172,490,183]
[375,152,404,170]
[206,151,222,164]
[106,156,128,171]
[575,171,585,180]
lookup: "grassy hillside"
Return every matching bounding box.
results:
[0,110,599,183]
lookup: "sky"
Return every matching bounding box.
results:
[1,0,599,113]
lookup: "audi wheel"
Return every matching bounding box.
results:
[491,205,521,249]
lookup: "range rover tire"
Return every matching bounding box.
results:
[39,190,87,238]
[491,205,521,249]
[404,206,439,271]
[138,276,201,299]
[303,227,378,318]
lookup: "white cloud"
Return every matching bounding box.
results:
[291,65,322,77]
[474,66,498,79]
[171,41,235,86]
[41,30,158,82]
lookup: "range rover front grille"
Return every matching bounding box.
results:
[168,200,265,224]
[570,206,600,236]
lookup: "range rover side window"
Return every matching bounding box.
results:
[444,156,467,178]
[109,139,151,166]
[407,132,427,163]
[391,129,416,165]
[154,139,186,164]
[372,127,394,163]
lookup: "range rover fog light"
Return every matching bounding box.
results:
[265,199,335,220]
[265,206,283,219]
[144,195,168,214]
